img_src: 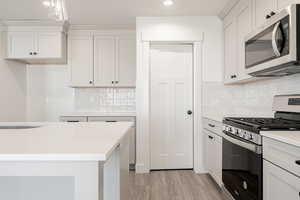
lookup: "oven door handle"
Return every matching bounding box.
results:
[223,132,262,154]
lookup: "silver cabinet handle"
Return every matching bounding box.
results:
[208,123,215,128]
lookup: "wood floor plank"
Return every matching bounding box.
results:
[129,170,229,200]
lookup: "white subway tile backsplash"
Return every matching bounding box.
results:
[74,88,136,112]
[203,73,300,121]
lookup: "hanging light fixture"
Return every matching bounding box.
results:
[41,0,68,21]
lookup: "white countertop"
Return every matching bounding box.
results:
[0,122,133,161]
[261,131,300,148]
[61,111,136,117]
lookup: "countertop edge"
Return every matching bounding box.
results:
[261,132,300,148]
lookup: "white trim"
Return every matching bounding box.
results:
[136,40,203,174]
[1,20,69,33]
[68,30,136,37]
[218,0,240,19]
[193,41,204,173]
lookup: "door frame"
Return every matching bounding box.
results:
[136,37,204,174]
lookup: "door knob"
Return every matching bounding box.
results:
[187,110,193,115]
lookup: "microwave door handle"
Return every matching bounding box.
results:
[272,22,282,57]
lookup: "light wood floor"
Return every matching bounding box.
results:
[129,170,229,200]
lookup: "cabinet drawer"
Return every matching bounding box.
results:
[88,116,135,125]
[60,116,88,122]
[203,118,222,136]
[263,137,300,177]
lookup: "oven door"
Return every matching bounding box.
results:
[222,132,262,200]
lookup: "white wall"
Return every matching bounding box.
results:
[137,16,223,82]
[136,16,223,173]
[26,65,74,122]
[0,26,27,121]
[26,65,136,122]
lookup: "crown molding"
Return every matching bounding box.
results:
[218,0,240,19]
[1,20,69,33]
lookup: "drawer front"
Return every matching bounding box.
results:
[60,116,88,122]
[203,118,222,136]
[263,137,300,177]
[88,116,135,124]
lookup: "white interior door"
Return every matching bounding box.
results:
[150,44,193,170]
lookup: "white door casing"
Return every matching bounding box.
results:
[150,44,194,170]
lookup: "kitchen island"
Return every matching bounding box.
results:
[0,122,133,200]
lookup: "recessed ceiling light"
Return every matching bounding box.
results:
[163,0,174,7]
[42,0,51,7]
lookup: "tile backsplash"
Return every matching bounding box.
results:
[74,88,136,112]
[202,73,300,121]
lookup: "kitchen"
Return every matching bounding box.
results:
[0,0,300,200]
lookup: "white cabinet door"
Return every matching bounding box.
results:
[224,19,238,83]
[264,160,300,200]
[69,35,94,87]
[7,32,35,58]
[94,36,116,87]
[254,0,277,28]
[236,0,253,80]
[116,36,136,87]
[277,0,300,10]
[205,130,222,186]
[36,32,62,58]
[205,130,214,175]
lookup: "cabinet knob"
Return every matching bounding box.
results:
[208,135,214,140]
[112,81,114,84]
[231,75,237,79]
[33,52,37,55]
[296,160,300,165]
[29,52,33,55]
[89,81,93,84]
[187,110,193,115]
[266,14,271,19]
[115,81,119,84]
[270,11,276,16]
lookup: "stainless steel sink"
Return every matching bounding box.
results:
[0,126,41,129]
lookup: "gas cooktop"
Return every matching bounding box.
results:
[224,117,300,131]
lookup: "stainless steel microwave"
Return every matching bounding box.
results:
[245,4,300,77]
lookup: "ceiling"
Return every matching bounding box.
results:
[0,0,232,28]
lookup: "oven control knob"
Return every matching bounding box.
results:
[248,134,253,140]
[235,129,239,135]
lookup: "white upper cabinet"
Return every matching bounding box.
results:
[224,19,238,84]
[7,32,35,58]
[69,35,94,87]
[223,0,253,84]
[94,36,116,87]
[36,32,63,58]
[236,0,253,80]
[4,21,67,64]
[254,0,277,28]
[116,36,136,87]
[277,0,300,11]
[68,31,136,88]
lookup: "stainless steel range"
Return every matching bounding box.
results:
[222,94,300,200]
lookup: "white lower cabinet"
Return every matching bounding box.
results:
[204,129,222,186]
[87,116,136,167]
[263,160,300,200]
